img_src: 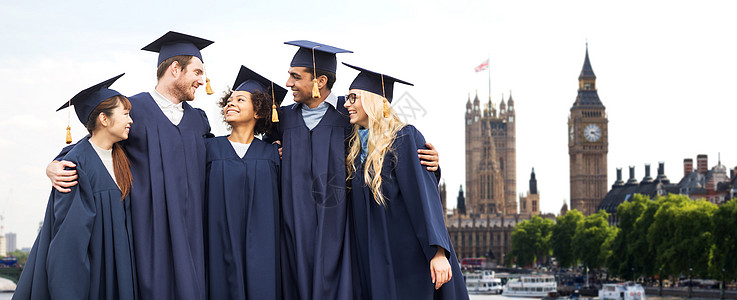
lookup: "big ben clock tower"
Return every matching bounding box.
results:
[568,44,608,215]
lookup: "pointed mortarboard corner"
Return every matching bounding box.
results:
[57,73,125,143]
[142,31,214,66]
[232,65,288,122]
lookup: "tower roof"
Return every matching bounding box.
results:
[579,43,596,80]
[573,43,604,108]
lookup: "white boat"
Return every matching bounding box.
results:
[463,270,503,294]
[503,274,557,297]
[599,282,646,300]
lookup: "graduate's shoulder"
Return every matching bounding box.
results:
[278,103,300,115]
[61,138,94,166]
[205,135,229,148]
[394,124,427,149]
[251,137,281,162]
[205,136,232,161]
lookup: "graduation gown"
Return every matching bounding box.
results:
[348,125,469,300]
[14,138,137,300]
[124,92,209,300]
[204,136,281,300]
[270,98,354,300]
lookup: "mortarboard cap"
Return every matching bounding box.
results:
[232,65,288,122]
[344,63,412,103]
[285,40,352,73]
[233,65,288,103]
[57,73,125,124]
[142,31,214,66]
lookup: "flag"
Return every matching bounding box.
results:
[474,59,489,72]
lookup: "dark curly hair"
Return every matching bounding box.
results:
[218,88,275,135]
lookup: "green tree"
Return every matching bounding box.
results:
[622,195,660,277]
[509,215,554,267]
[710,198,737,281]
[573,210,615,271]
[649,194,716,278]
[552,209,584,268]
[606,196,645,278]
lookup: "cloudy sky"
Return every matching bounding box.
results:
[1,1,735,248]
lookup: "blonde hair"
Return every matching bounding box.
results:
[346,90,406,206]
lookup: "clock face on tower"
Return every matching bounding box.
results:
[584,123,602,142]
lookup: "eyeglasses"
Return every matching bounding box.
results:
[346,93,357,104]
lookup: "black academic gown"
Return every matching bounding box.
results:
[204,136,281,300]
[14,138,137,300]
[348,125,469,300]
[124,92,209,300]
[269,98,354,300]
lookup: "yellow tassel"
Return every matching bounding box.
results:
[271,104,279,122]
[383,98,390,118]
[65,126,72,144]
[311,78,321,99]
[205,78,214,95]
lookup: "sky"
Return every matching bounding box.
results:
[1,0,736,249]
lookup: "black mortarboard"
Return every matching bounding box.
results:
[285,40,352,73]
[142,31,214,66]
[57,73,125,124]
[232,65,288,122]
[233,65,288,103]
[343,63,413,103]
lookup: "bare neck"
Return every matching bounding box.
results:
[303,89,331,109]
[155,82,181,105]
[89,133,116,150]
[228,123,256,144]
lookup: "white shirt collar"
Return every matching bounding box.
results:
[151,88,184,110]
[324,92,338,108]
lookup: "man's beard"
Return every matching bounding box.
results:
[172,78,196,102]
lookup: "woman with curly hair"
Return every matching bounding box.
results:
[342,63,468,300]
[204,65,286,300]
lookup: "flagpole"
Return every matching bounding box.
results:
[487,56,491,102]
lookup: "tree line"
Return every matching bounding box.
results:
[506,194,737,281]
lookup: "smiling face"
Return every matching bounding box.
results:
[172,57,205,102]
[344,89,369,128]
[223,90,258,126]
[286,67,314,104]
[104,103,133,142]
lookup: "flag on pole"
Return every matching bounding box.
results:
[474,59,489,72]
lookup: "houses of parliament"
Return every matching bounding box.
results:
[446,45,608,263]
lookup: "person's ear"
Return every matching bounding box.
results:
[317,74,328,89]
[98,112,109,127]
[170,61,181,78]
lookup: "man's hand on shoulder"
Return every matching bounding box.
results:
[46,160,78,193]
[418,142,439,172]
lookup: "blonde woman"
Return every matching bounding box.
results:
[342,63,468,300]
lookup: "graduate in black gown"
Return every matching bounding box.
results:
[205,65,286,300]
[45,32,214,300]
[266,41,443,300]
[15,74,137,300]
[342,63,469,300]
[268,40,356,300]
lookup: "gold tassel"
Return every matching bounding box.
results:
[205,78,214,95]
[271,104,279,122]
[383,98,390,118]
[311,78,321,99]
[65,125,72,144]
